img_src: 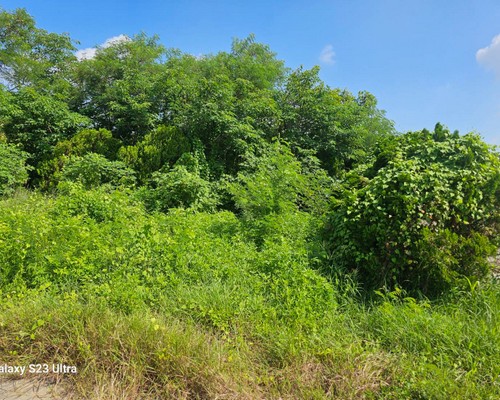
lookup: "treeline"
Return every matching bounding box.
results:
[1,8,499,295]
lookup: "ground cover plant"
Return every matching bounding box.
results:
[0,8,499,399]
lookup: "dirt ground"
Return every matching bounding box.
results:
[0,378,71,400]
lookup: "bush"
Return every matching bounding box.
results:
[54,128,122,160]
[326,127,500,295]
[140,153,217,212]
[60,153,136,188]
[118,125,191,181]
[55,181,140,223]
[38,129,123,190]
[229,142,306,219]
[0,143,30,196]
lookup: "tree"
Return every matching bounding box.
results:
[2,87,89,170]
[69,33,166,143]
[0,85,13,136]
[152,55,274,177]
[215,34,286,91]
[0,8,76,95]
[277,67,395,175]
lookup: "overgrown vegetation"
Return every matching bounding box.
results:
[327,127,500,295]
[0,7,499,399]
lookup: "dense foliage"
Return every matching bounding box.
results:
[0,8,499,399]
[327,126,500,294]
[0,142,30,195]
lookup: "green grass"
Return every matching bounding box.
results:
[0,189,499,399]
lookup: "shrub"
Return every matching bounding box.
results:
[229,142,306,219]
[0,143,30,196]
[326,127,500,295]
[60,153,136,188]
[54,128,122,160]
[54,181,140,222]
[140,153,217,212]
[38,129,123,190]
[118,125,191,181]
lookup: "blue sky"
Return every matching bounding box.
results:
[2,0,500,145]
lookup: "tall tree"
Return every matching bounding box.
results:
[2,87,89,169]
[0,8,76,96]
[69,34,166,144]
[277,67,395,175]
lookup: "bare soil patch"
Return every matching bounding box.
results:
[0,378,71,400]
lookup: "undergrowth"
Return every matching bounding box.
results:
[0,190,499,399]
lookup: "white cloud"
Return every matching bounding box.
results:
[476,34,500,78]
[75,34,131,61]
[75,47,97,60]
[319,44,335,65]
[102,34,130,47]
